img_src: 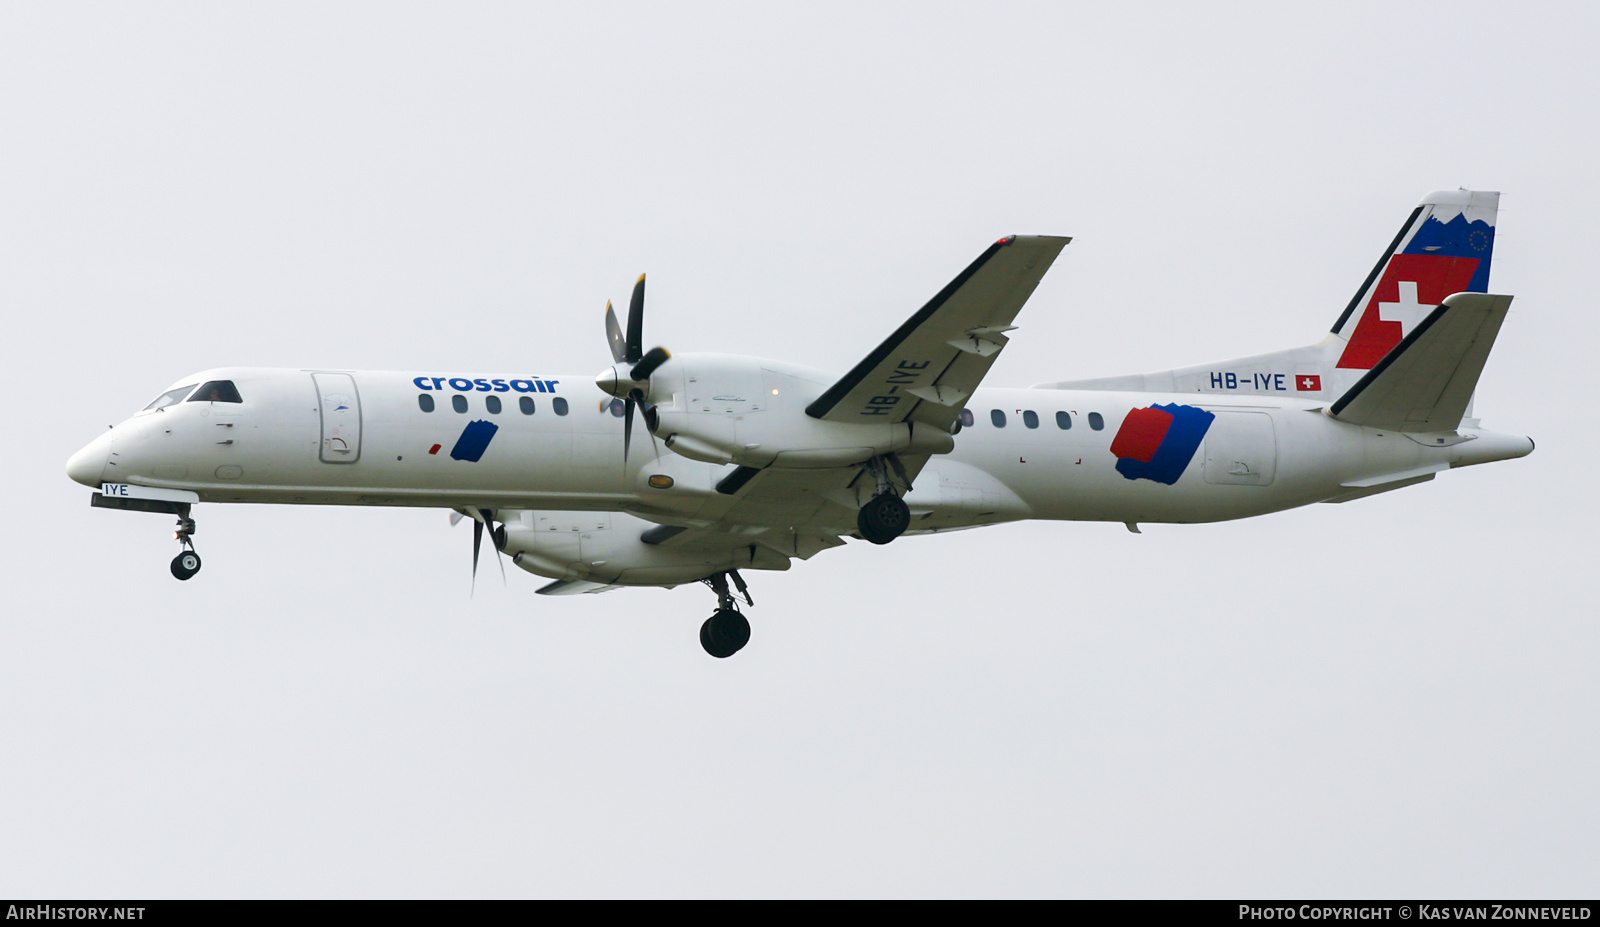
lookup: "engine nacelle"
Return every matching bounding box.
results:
[644,354,954,469]
[499,509,789,587]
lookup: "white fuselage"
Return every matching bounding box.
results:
[67,365,1534,534]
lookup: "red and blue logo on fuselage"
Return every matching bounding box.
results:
[1110,404,1215,485]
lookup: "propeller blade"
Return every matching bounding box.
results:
[642,402,662,459]
[630,346,671,381]
[487,510,507,585]
[604,300,627,365]
[625,274,645,364]
[471,516,483,596]
[623,396,635,462]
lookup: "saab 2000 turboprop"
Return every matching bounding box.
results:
[67,189,1533,657]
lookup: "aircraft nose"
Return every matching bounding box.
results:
[66,432,111,487]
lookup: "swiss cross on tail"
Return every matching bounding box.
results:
[1335,192,1497,369]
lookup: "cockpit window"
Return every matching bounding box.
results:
[142,384,197,411]
[187,380,243,403]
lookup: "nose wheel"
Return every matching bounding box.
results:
[170,515,202,581]
[700,571,754,658]
[171,549,202,580]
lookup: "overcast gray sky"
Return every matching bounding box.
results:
[3,1,1596,898]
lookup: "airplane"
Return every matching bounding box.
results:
[66,189,1532,658]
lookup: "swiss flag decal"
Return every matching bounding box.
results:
[1336,253,1479,369]
[1296,374,1322,392]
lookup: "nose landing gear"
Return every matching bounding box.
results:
[169,515,202,581]
[700,570,753,658]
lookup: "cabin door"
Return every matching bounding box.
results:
[313,372,363,464]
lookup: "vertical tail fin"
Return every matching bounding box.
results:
[1034,190,1502,402]
[1330,190,1498,370]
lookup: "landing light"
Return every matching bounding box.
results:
[648,475,675,489]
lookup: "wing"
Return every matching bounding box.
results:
[637,448,1018,563]
[804,235,1070,429]
[661,451,949,551]
[643,466,865,560]
[642,509,848,562]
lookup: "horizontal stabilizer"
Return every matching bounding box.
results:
[1329,292,1512,432]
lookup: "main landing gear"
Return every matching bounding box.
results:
[856,454,911,545]
[700,570,753,658]
[170,514,202,581]
[857,492,910,545]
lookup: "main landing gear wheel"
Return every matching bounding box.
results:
[857,492,910,545]
[700,608,751,659]
[170,550,202,581]
[700,570,755,658]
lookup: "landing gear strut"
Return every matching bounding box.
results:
[169,514,202,581]
[857,454,911,545]
[700,570,753,658]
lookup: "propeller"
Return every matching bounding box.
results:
[598,274,670,461]
[453,506,506,594]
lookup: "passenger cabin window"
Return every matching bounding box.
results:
[452,395,468,413]
[609,399,626,417]
[553,397,569,416]
[990,409,1007,428]
[1088,412,1104,431]
[486,395,502,414]
[959,408,974,428]
[143,384,197,411]
[1023,410,1039,429]
[418,394,435,412]
[1056,411,1072,430]
[519,396,536,415]
[188,380,243,403]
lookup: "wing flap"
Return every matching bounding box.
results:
[1329,292,1512,432]
[805,235,1069,427]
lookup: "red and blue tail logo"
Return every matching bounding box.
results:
[1110,404,1215,485]
[1336,197,1496,370]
